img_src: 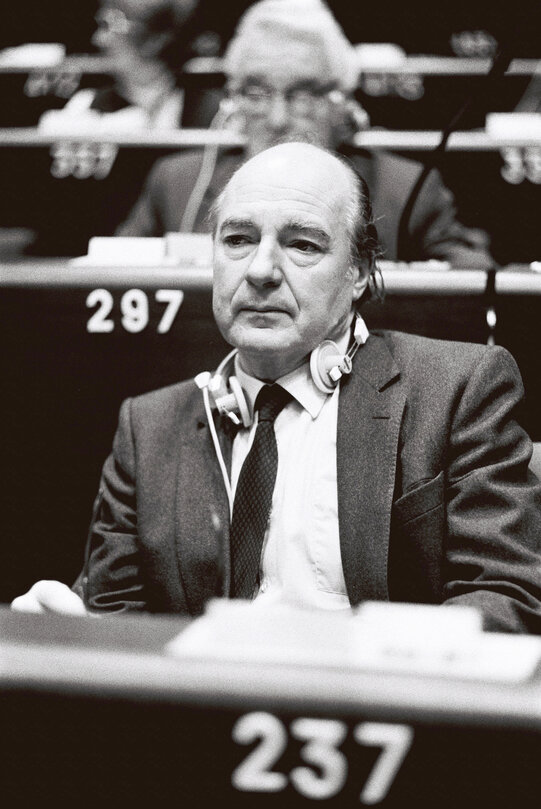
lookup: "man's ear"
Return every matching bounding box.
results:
[350,264,369,302]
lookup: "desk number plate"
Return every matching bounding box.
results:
[231,712,413,803]
[86,288,184,333]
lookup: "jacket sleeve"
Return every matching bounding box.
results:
[444,346,541,632]
[76,398,149,612]
[409,169,495,269]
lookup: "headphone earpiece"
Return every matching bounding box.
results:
[345,99,370,131]
[310,313,369,393]
[327,90,370,132]
[218,97,237,117]
[199,314,369,424]
[354,314,370,344]
[203,371,251,427]
[216,376,251,427]
[310,341,352,394]
[217,96,243,133]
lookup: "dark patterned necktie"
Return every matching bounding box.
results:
[230,384,292,598]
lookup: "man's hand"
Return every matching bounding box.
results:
[11,580,88,615]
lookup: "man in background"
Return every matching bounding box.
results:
[118,0,493,268]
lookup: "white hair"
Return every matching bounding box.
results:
[224,0,359,92]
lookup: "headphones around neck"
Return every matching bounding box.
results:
[195,312,368,428]
[194,313,369,515]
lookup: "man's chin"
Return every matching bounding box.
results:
[234,329,287,353]
[229,323,294,357]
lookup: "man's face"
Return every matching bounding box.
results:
[212,144,366,381]
[230,42,342,156]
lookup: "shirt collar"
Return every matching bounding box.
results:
[233,328,351,422]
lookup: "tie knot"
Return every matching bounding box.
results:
[255,384,291,423]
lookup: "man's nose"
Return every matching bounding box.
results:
[245,240,282,287]
[266,93,290,131]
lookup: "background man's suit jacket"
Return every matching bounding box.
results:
[116,148,493,268]
[79,331,541,633]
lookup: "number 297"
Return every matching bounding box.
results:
[86,288,184,334]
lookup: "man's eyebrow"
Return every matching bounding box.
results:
[238,75,269,87]
[238,77,334,93]
[219,217,256,232]
[288,79,336,93]
[283,221,331,247]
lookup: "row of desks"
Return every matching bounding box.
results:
[1,258,539,292]
[0,128,540,150]
[1,53,540,76]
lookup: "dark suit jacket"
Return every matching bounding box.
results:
[79,331,541,633]
[116,148,493,268]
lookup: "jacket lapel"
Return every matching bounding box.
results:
[337,333,405,605]
[174,400,233,614]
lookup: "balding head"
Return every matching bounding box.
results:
[222,142,354,221]
[211,143,375,380]
[213,142,378,281]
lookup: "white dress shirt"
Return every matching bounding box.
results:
[231,333,351,611]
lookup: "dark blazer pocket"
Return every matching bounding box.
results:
[393,471,445,525]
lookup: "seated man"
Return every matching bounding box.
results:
[13,141,541,632]
[117,0,493,268]
[39,0,208,132]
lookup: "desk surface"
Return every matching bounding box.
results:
[183,56,541,77]
[3,259,541,295]
[4,607,541,809]
[1,55,539,77]
[1,127,540,150]
[0,258,507,294]
[2,608,541,728]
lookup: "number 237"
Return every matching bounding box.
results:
[232,712,413,803]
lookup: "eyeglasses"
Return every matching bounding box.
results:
[237,85,337,117]
[93,8,149,45]
[95,9,135,37]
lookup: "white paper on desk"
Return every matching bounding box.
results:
[378,260,451,272]
[0,43,65,66]
[164,232,213,266]
[167,599,352,668]
[167,599,541,683]
[354,43,407,69]
[486,112,541,138]
[352,602,541,682]
[353,632,541,683]
[71,236,166,266]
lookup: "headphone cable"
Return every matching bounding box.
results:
[179,100,238,233]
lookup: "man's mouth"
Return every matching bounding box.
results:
[240,305,287,314]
